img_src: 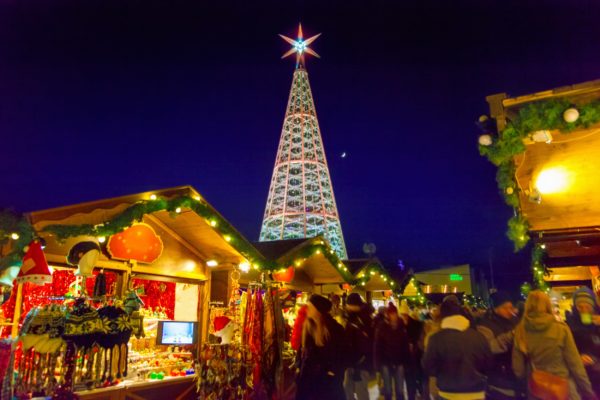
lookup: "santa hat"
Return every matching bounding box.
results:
[17,240,52,285]
[213,316,231,333]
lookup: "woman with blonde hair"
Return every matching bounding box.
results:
[512,290,596,400]
[296,294,346,400]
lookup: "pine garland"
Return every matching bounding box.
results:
[479,98,600,288]
[0,197,401,290]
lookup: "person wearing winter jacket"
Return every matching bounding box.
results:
[566,287,600,395]
[399,300,425,400]
[476,291,522,399]
[296,294,347,400]
[342,293,373,400]
[513,290,596,400]
[374,303,410,400]
[423,297,493,400]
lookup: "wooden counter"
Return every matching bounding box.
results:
[77,375,196,400]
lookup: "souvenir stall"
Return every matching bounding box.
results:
[481,79,600,301]
[345,259,397,308]
[0,186,258,400]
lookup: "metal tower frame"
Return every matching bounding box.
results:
[259,26,347,259]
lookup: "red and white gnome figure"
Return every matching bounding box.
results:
[16,239,52,285]
[213,316,235,345]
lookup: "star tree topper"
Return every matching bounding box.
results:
[279,24,321,68]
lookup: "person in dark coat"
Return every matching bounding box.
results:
[566,287,600,396]
[296,294,347,400]
[476,291,522,399]
[399,300,424,400]
[423,297,493,400]
[374,303,410,400]
[342,293,373,400]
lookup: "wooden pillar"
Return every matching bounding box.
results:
[11,283,23,338]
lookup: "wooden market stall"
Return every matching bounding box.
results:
[4,185,257,400]
[484,79,600,298]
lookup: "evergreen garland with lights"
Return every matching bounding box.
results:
[0,196,403,290]
[479,98,600,290]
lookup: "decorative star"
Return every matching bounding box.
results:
[279,23,321,68]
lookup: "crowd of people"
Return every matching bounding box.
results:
[292,287,600,400]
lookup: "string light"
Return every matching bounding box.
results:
[239,262,250,273]
[10,233,19,240]
[175,207,182,213]
[149,194,157,200]
[210,220,217,227]
[224,235,231,242]
[98,236,106,243]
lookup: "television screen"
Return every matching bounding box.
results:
[157,321,197,345]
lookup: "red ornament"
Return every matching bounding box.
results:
[107,223,163,264]
[273,266,294,283]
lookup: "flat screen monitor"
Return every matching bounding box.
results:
[156,321,198,345]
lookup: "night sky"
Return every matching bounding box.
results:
[2,0,600,291]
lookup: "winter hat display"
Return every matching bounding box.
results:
[308,294,332,315]
[17,240,52,285]
[213,316,235,345]
[124,291,145,339]
[20,305,66,353]
[97,305,132,380]
[67,241,100,277]
[63,298,103,350]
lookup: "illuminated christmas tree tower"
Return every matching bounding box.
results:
[259,25,348,259]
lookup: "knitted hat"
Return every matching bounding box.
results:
[398,299,410,315]
[346,293,364,306]
[440,298,463,318]
[17,240,52,285]
[386,302,398,315]
[309,294,332,315]
[64,298,103,349]
[97,305,132,349]
[489,291,512,309]
[573,287,596,309]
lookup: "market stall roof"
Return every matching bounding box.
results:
[487,79,600,267]
[27,186,254,280]
[252,237,349,290]
[350,258,396,291]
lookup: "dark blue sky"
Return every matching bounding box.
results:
[2,0,600,290]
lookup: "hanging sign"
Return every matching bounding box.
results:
[272,266,295,283]
[107,223,163,263]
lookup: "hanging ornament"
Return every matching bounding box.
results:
[563,107,580,123]
[67,240,101,277]
[505,187,514,195]
[17,240,52,285]
[478,134,493,146]
[272,266,294,283]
